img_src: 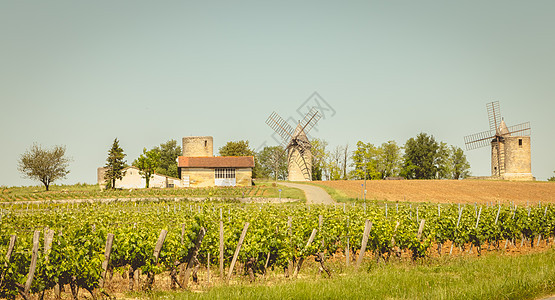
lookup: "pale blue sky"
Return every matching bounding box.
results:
[1,1,554,186]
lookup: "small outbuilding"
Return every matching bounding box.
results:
[177,136,254,187]
[97,166,185,189]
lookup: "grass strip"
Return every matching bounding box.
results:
[145,249,555,300]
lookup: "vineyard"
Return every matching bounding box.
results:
[0,182,303,203]
[0,200,554,299]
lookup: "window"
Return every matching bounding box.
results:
[215,168,235,179]
[519,139,522,147]
[205,140,207,147]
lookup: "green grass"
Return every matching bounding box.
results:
[289,181,358,203]
[0,182,307,202]
[255,180,306,202]
[141,249,555,300]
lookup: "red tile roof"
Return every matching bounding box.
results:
[178,156,255,168]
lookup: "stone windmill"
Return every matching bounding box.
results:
[266,108,321,181]
[464,101,533,180]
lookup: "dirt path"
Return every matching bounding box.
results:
[278,182,335,205]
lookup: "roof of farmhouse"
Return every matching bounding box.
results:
[178,156,255,168]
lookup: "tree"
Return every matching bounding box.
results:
[547,171,555,182]
[435,142,451,179]
[219,140,259,178]
[104,138,127,189]
[219,140,255,156]
[350,141,381,180]
[377,141,402,179]
[153,139,181,178]
[257,146,287,181]
[448,146,471,179]
[18,144,70,191]
[401,133,441,179]
[133,148,161,188]
[310,138,328,180]
[342,143,349,179]
[327,145,343,180]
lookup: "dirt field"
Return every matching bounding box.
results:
[314,180,555,205]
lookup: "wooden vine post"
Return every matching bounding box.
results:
[345,216,350,267]
[24,230,40,297]
[356,220,372,269]
[99,233,115,288]
[219,209,224,279]
[417,219,426,240]
[178,223,187,284]
[0,235,17,285]
[293,228,318,278]
[226,222,249,283]
[286,216,293,277]
[146,229,168,288]
[183,227,206,288]
[38,229,55,300]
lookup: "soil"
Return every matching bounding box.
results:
[314,180,555,205]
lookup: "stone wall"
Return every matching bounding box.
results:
[491,136,533,181]
[181,167,253,187]
[181,168,214,187]
[491,140,505,176]
[504,136,531,174]
[288,148,312,181]
[503,136,533,181]
[182,136,213,157]
[236,168,253,186]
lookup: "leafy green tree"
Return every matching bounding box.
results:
[219,140,259,178]
[104,138,127,189]
[257,146,287,181]
[18,144,71,191]
[436,142,451,179]
[547,171,555,182]
[133,148,161,188]
[448,146,471,179]
[350,141,381,180]
[377,141,402,178]
[401,133,441,179]
[310,138,328,180]
[219,140,254,156]
[153,139,181,178]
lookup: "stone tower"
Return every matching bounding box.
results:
[182,136,213,157]
[490,121,533,180]
[287,124,312,181]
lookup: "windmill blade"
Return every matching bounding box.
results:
[293,139,311,157]
[464,129,496,150]
[298,107,321,135]
[266,112,295,144]
[487,101,501,133]
[506,122,531,136]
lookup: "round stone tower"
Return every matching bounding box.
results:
[287,125,312,181]
[182,136,213,157]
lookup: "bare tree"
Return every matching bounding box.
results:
[18,144,71,191]
[327,146,343,180]
[342,143,349,179]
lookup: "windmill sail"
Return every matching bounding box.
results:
[266,107,321,181]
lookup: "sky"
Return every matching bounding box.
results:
[1,1,554,186]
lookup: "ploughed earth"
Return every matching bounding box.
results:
[314,180,555,205]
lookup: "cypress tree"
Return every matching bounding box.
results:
[104,138,127,189]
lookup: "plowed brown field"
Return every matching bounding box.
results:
[313,180,555,205]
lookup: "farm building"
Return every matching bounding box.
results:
[97,166,185,189]
[97,136,254,189]
[178,136,254,187]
